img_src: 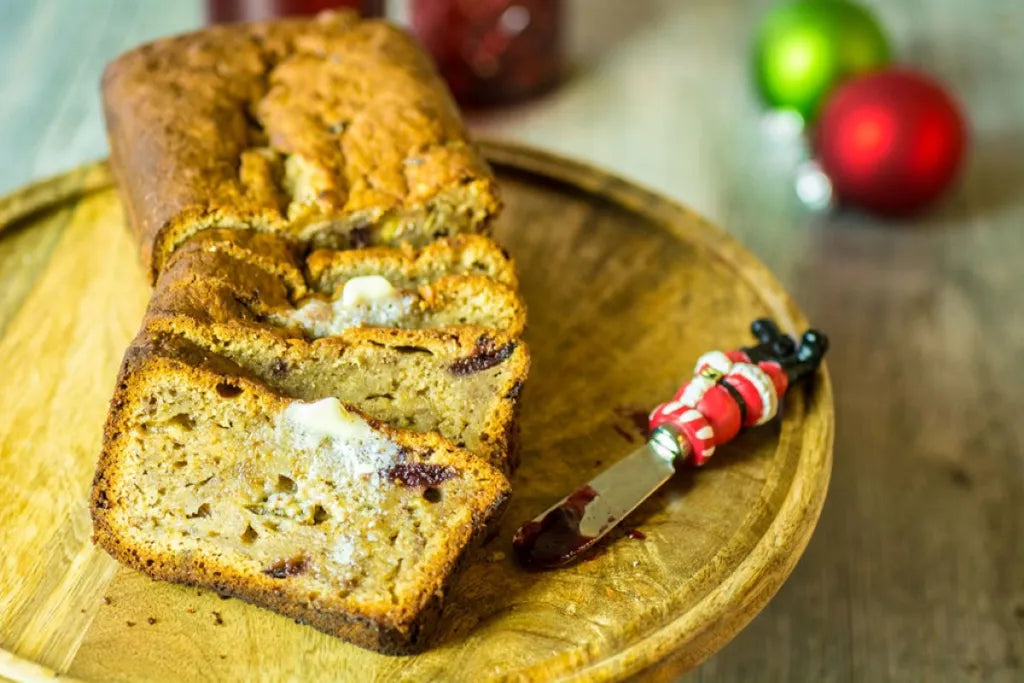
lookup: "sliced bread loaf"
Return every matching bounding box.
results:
[94,11,527,654]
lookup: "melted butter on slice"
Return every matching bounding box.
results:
[271,275,412,337]
[340,275,398,307]
[282,397,375,446]
[278,397,401,480]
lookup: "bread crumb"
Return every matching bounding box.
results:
[102,596,112,605]
[147,617,157,625]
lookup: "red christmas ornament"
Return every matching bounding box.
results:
[815,69,967,216]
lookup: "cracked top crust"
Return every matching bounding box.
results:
[102,10,501,282]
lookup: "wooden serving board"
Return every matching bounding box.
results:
[0,142,832,682]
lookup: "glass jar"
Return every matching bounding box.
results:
[409,0,563,107]
[206,0,382,23]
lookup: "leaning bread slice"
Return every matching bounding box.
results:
[152,230,526,340]
[269,274,525,339]
[283,234,525,337]
[102,11,500,281]
[306,234,519,292]
[142,231,528,470]
[91,351,509,654]
[144,321,527,473]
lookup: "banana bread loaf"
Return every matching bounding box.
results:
[102,10,500,282]
[93,11,527,654]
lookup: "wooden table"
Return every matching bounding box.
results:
[1,1,1021,680]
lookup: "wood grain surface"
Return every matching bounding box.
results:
[0,144,831,681]
[1,1,1023,681]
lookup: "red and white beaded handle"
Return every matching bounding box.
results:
[648,320,828,466]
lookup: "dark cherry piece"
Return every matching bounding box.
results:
[385,463,456,487]
[449,336,517,376]
[511,485,598,570]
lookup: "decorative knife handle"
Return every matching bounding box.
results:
[648,319,828,466]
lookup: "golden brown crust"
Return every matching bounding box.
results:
[103,11,501,282]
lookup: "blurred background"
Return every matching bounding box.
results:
[1,0,1022,679]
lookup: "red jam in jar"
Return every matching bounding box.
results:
[206,0,382,23]
[410,0,563,107]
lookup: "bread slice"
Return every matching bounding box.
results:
[149,229,525,339]
[306,234,518,292]
[91,348,509,653]
[140,230,527,471]
[102,11,500,281]
[286,234,525,337]
[267,275,523,339]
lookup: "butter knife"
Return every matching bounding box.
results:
[512,319,829,570]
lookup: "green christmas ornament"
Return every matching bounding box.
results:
[754,0,891,122]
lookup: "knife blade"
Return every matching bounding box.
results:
[512,426,687,569]
[512,319,829,570]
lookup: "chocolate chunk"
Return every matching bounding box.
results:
[386,463,456,487]
[449,336,517,376]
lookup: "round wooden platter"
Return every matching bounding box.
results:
[0,142,832,682]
